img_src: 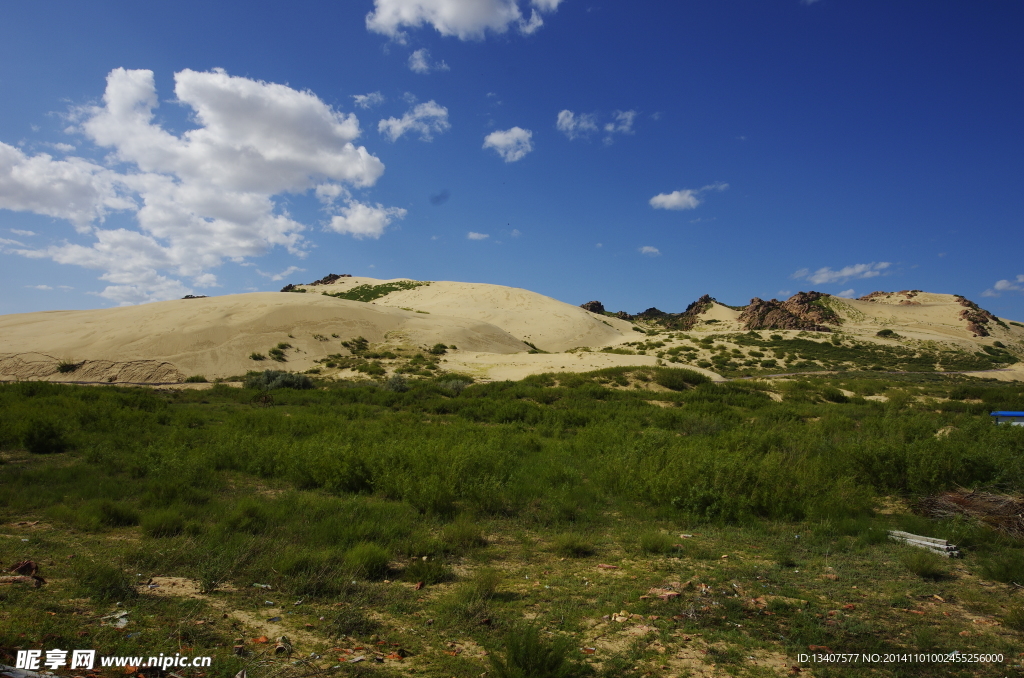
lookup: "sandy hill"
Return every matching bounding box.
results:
[0,292,534,383]
[294,277,636,353]
[0,278,1020,385]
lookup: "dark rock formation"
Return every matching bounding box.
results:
[580,300,606,314]
[309,273,352,286]
[955,295,998,337]
[739,291,838,332]
[280,283,306,293]
[614,311,633,320]
[181,295,208,299]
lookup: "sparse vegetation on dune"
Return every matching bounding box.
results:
[320,279,430,302]
[2,374,1024,677]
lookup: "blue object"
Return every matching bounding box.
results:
[990,412,1024,425]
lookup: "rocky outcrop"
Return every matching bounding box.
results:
[955,295,999,337]
[858,290,921,302]
[181,295,208,299]
[280,283,306,293]
[614,311,633,320]
[309,273,352,286]
[580,300,606,314]
[739,291,838,332]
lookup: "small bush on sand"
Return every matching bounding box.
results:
[184,375,208,383]
[56,360,80,373]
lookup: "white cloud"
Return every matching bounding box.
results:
[315,182,348,204]
[378,100,451,141]
[837,289,855,298]
[352,91,385,109]
[258,265,306,282]
[0,237,25,247]
[0,142,134,228]
[603,109,636,144]
[792,262,891,285]
[408,48,450,74]
[639,246,660,256]
[649,182,729,211]
[49,143,76,153]
[483,127,533,162]
[0,68,397,304]
[650,189,699,211]
[28,284,53,290]
[467,231,489,240]
[556,110,598,140]
[366,0,563,41]
[327,200,407,239]
[984,274,1024,297]
[10,228,35,236]
[510,228,521,237]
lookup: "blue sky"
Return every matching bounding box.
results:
[1,0,1022,320]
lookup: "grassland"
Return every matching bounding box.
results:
[604,329,1018,379]
[2,371,1024,677]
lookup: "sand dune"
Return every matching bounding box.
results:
[0,292,530,382]
[298,277,637,352]
[1,279,1020,384]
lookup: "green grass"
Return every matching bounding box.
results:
[2,375,1024,677]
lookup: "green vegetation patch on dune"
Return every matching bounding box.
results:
[321,279,430,302]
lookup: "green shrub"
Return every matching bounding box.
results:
[345,542,390,579]
[249,352,266,361]
[899,549,948,580]
[488,624,584,678]
[638,531,677,555]
[1004,606,1024,632]
[979,550,1024,584]
[652,367,710,391]
[56,360,80,373]
[268,347,286,361]
[384,375,408,392]
[552,533,596,558]
[244,370,314,390]
[184,375,208,383]
[429,343,448,355]
[327,606,380,638]
[96,500,140,527]
[22,419,70,454]
[142,509,184,537]
[876,329,898,338]
[403,558,454,585]
[74,560,138,602]
[440,518,488,551]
